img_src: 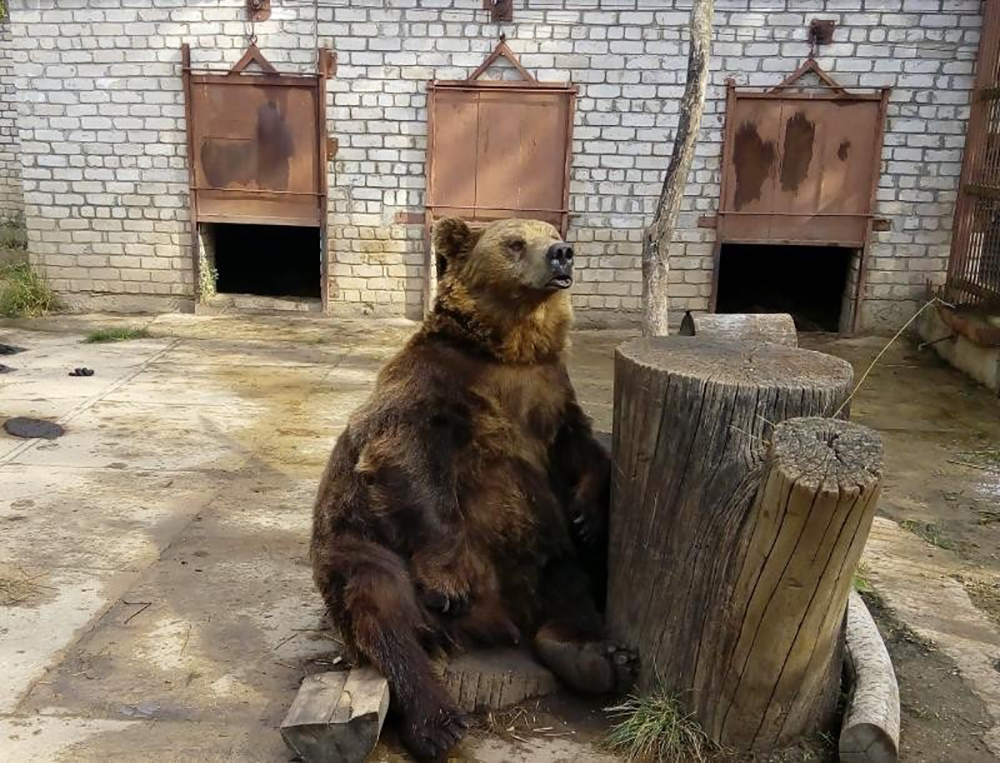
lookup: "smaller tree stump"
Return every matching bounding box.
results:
[716,417,883,749]
[840,591,900,763]
[440,649,559,712]
[679,311,798,346]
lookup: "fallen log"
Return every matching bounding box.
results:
[840,591,900,763]
[679,310,798,346]
[609,338,883,751]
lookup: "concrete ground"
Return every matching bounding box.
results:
[0,313,999,762]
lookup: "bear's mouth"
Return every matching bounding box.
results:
[547,275,573,290]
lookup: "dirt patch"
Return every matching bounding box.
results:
[862,590,997,762]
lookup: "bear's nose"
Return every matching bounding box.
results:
[547,242,574,265]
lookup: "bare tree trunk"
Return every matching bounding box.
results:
[642,0,715,336]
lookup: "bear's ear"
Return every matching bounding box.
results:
[433,218,482,263]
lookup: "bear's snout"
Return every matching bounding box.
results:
[546,242,574,289]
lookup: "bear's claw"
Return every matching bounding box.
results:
[570,509,596,548]
[421,588,469,617]
[607,642,640,693]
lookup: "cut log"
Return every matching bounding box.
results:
[840,591,900,763]
[609,338,881,751]
[679,310,798,346]
[280,668,390,763]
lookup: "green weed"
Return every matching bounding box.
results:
[898,519,954,550]
[604,691,718,762]
[0,261,58,318]
[83,326,151,344]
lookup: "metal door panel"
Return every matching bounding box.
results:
[719,87,886,247]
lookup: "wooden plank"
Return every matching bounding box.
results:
[280,668,389,763]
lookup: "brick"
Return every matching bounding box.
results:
[0,2,980,328]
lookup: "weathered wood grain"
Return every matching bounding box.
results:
[609,337,875,751]
[441,649,559,712]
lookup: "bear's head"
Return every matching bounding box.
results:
[430,217,575,362]
[433,217,574,298]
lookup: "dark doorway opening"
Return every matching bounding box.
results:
[715,244,853,332]
[209,223,321,299]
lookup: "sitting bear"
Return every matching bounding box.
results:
[310,217,634,760]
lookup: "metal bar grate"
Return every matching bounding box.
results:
[946,0,1000,310]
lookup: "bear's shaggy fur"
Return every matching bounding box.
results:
[310,218,632,760]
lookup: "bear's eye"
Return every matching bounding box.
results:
[509,239,526,254]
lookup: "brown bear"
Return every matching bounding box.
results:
[310,217,634,760]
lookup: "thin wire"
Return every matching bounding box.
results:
[831,297,953,419]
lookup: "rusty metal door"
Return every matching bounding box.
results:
[426,42,576,232]
[427,83,575,233]
[714,63,889,330]
[424,41,576,309]
[183,45,329,227]
[181,44,334,305]
[946,0,1000,310]
[718,79,888,246]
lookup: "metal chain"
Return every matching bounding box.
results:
[245,1,259,46]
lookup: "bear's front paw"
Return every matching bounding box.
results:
[399,697,469,761]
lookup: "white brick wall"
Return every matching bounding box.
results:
[5,0,982,329]
[0,17,23,219]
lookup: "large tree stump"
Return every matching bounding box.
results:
[609,338,881,751]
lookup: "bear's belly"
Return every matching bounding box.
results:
[457,453,569,560]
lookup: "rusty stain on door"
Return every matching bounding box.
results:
[779,111,815,192]
[733,122,776,210]
[200,98,296,190]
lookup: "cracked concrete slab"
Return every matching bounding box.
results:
[3,317,1000,762]
[1,465,221,571]
[0,565,137,714]
[0,716,138,762]
[864,517,1000,757]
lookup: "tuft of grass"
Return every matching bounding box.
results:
[0,213,27,251]
[0,261,58,318]
[898,519,955,550]
[604,691,718,763]
[84,326,151,344]
[955,443,1000,473]
[852,559,873,593]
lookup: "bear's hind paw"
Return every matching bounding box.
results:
[400,699,469,761]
